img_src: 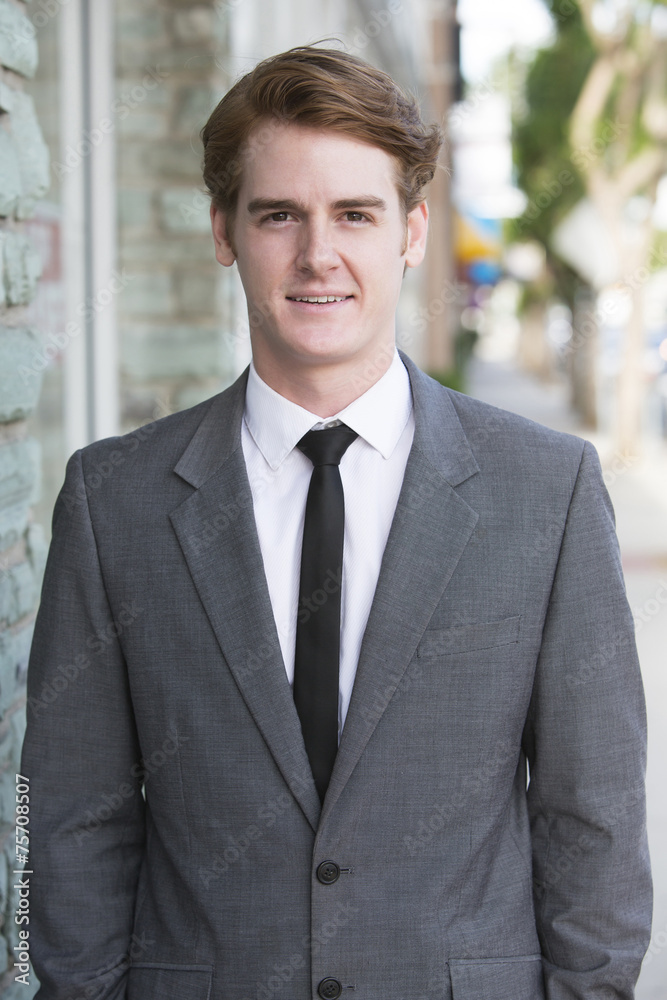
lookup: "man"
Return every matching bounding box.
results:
[22,46,651,1000]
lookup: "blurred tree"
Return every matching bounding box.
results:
[512,0,667,449]
[510,3,597,423]
[569,0,667,454]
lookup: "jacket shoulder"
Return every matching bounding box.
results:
[75,369,247,479]
[81,394,212,463]
[444,384,588,470]
[401,351,587,479]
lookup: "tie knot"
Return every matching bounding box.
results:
[297,424,358,467]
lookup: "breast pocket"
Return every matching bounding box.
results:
[417,615,521,658]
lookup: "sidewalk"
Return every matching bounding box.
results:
[467,356,667,1000]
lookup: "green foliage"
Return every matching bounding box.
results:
[510,1,595,303]
[427,368,466,394]
[428,330,479,395]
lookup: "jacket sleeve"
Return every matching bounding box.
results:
[21,449,145,1000]
[522,440,652,998]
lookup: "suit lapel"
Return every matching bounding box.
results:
[169,372,321,831]
[167,359,481,827]
[323,356,480,818]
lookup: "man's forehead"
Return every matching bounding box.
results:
[244,121,396,168]
[237,122,403,205]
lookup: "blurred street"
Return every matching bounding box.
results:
[468,355,667,999]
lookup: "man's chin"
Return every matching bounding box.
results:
[275,329,364,365]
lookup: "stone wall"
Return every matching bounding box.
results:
[0,0,49,994]
[116,0,237,430]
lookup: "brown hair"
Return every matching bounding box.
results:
[201,45,443,222]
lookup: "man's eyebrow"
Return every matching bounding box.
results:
[331,197,387,212]
[245,196,388,216]
[246,198,305,216]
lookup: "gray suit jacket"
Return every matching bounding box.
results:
[22,353,651,1000]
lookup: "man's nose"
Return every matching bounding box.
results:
[296,222,339,273]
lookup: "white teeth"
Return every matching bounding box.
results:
[291,296,347,303]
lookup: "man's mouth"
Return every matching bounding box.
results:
[287,295,352,303]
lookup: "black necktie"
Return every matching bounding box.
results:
[294,423,358,803]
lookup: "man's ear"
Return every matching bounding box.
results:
[404,201,429,269]
[210,204,236,267]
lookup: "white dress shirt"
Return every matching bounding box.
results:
[241,350,415,735]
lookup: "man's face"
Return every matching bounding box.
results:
[211,122,428,383]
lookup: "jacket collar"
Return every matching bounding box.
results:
[174,351,479,490]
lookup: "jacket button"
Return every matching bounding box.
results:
[316,861,341,885]
[318,979,342,999]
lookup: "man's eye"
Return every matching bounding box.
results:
[345,212,366,222]
[268,212,290,222]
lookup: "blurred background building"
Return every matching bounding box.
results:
[1,0,666,994]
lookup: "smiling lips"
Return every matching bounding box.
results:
[288,295,351,303]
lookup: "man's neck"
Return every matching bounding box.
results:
[252,346,396,418]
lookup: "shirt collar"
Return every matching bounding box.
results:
[244,350,413,471]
